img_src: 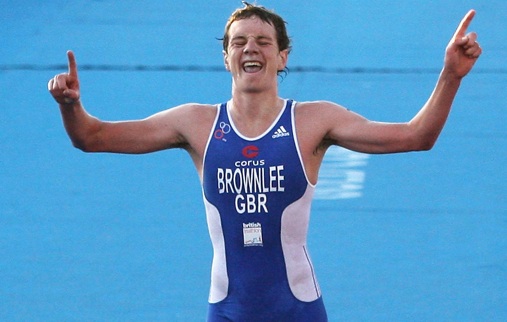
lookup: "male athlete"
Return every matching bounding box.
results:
[48,3,481,321]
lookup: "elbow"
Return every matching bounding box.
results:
[406,118,447,152]
[71,140,90,152]
[70,137,97,153]
[67,125,103,153]
[418,141,435,151]
[404,123,440,152]
[411,135,438,152]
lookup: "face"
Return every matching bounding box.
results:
[223,16,288,93]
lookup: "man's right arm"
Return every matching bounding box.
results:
[48,51,194,154]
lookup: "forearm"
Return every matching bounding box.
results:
[408,68,462,150]
[59,100,102,152]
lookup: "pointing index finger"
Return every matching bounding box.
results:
[453,9,476,40]
[67,50,78,77]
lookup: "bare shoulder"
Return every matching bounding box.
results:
[293,100,348,146]
[293,99,369,148]
[291,100,354,183]
[181,103,219,135]
[150,102,218,131]
[164,102,218,154]
[157,102,217,119]
[295,100,349,115]
[183,102,218,115]
[295,100,355,126]
[135,102,217,153]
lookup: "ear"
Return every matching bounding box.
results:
[223,50,230,71]
[278,49,289,71]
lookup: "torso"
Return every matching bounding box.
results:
[200,100,327,320]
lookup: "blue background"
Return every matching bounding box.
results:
[1,1,506,321]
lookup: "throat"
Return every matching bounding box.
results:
[228,99,285,138]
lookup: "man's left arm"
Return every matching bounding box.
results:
[322,10,482,154]
[407,9,482,150]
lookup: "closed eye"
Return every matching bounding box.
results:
[230,36,247,47]
[229,35,274,48]
[257,36,273,46]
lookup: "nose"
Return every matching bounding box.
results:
[243,38,259,54]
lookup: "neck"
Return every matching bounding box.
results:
[229,73,281,116]
[232,92,281,116]
[229,89,284,137]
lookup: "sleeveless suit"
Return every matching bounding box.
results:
[202,100,327,321]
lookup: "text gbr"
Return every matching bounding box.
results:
[217,164,285,214]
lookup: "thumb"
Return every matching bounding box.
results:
[63,88,80,101]
[454,36,469,47]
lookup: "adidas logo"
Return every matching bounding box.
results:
[272,126,290,139]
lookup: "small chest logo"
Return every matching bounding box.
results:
[272,126,290,139]
[214,122,231,141]
[242,145,259,158]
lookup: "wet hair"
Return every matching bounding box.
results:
[222,1,292,55]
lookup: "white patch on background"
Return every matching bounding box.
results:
[315,146,369,200]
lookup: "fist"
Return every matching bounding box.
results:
[48,51,80,105]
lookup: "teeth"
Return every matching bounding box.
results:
[244,62,262,67]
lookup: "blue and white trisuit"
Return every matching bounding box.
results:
[202,99,328,321]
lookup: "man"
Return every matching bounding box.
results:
[48,3,481,321]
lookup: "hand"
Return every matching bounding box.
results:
[48,50,81,105]
[444,10,482,79]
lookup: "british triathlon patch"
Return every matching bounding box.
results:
[243,222,263,247]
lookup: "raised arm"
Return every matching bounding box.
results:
[48,50,101,151]
[47,51,213,155]
[407,9,482,148]
[318,10,482,154]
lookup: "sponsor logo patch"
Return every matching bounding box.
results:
[243,222,263,246]
[272,126,290,139]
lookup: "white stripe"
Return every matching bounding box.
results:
[203,197,229,303]
[281,185,321,302]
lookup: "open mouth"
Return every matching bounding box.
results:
[243,61,263,73]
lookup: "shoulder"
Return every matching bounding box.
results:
[169,102,220,137]
[143,102,219,143]
[292,100,350,144]
[295,100,348,113]
[152,103,220,155]
[152,103,218,125]
[167,102,218,116]
[293,99,368,145]
[294,100,352,123]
